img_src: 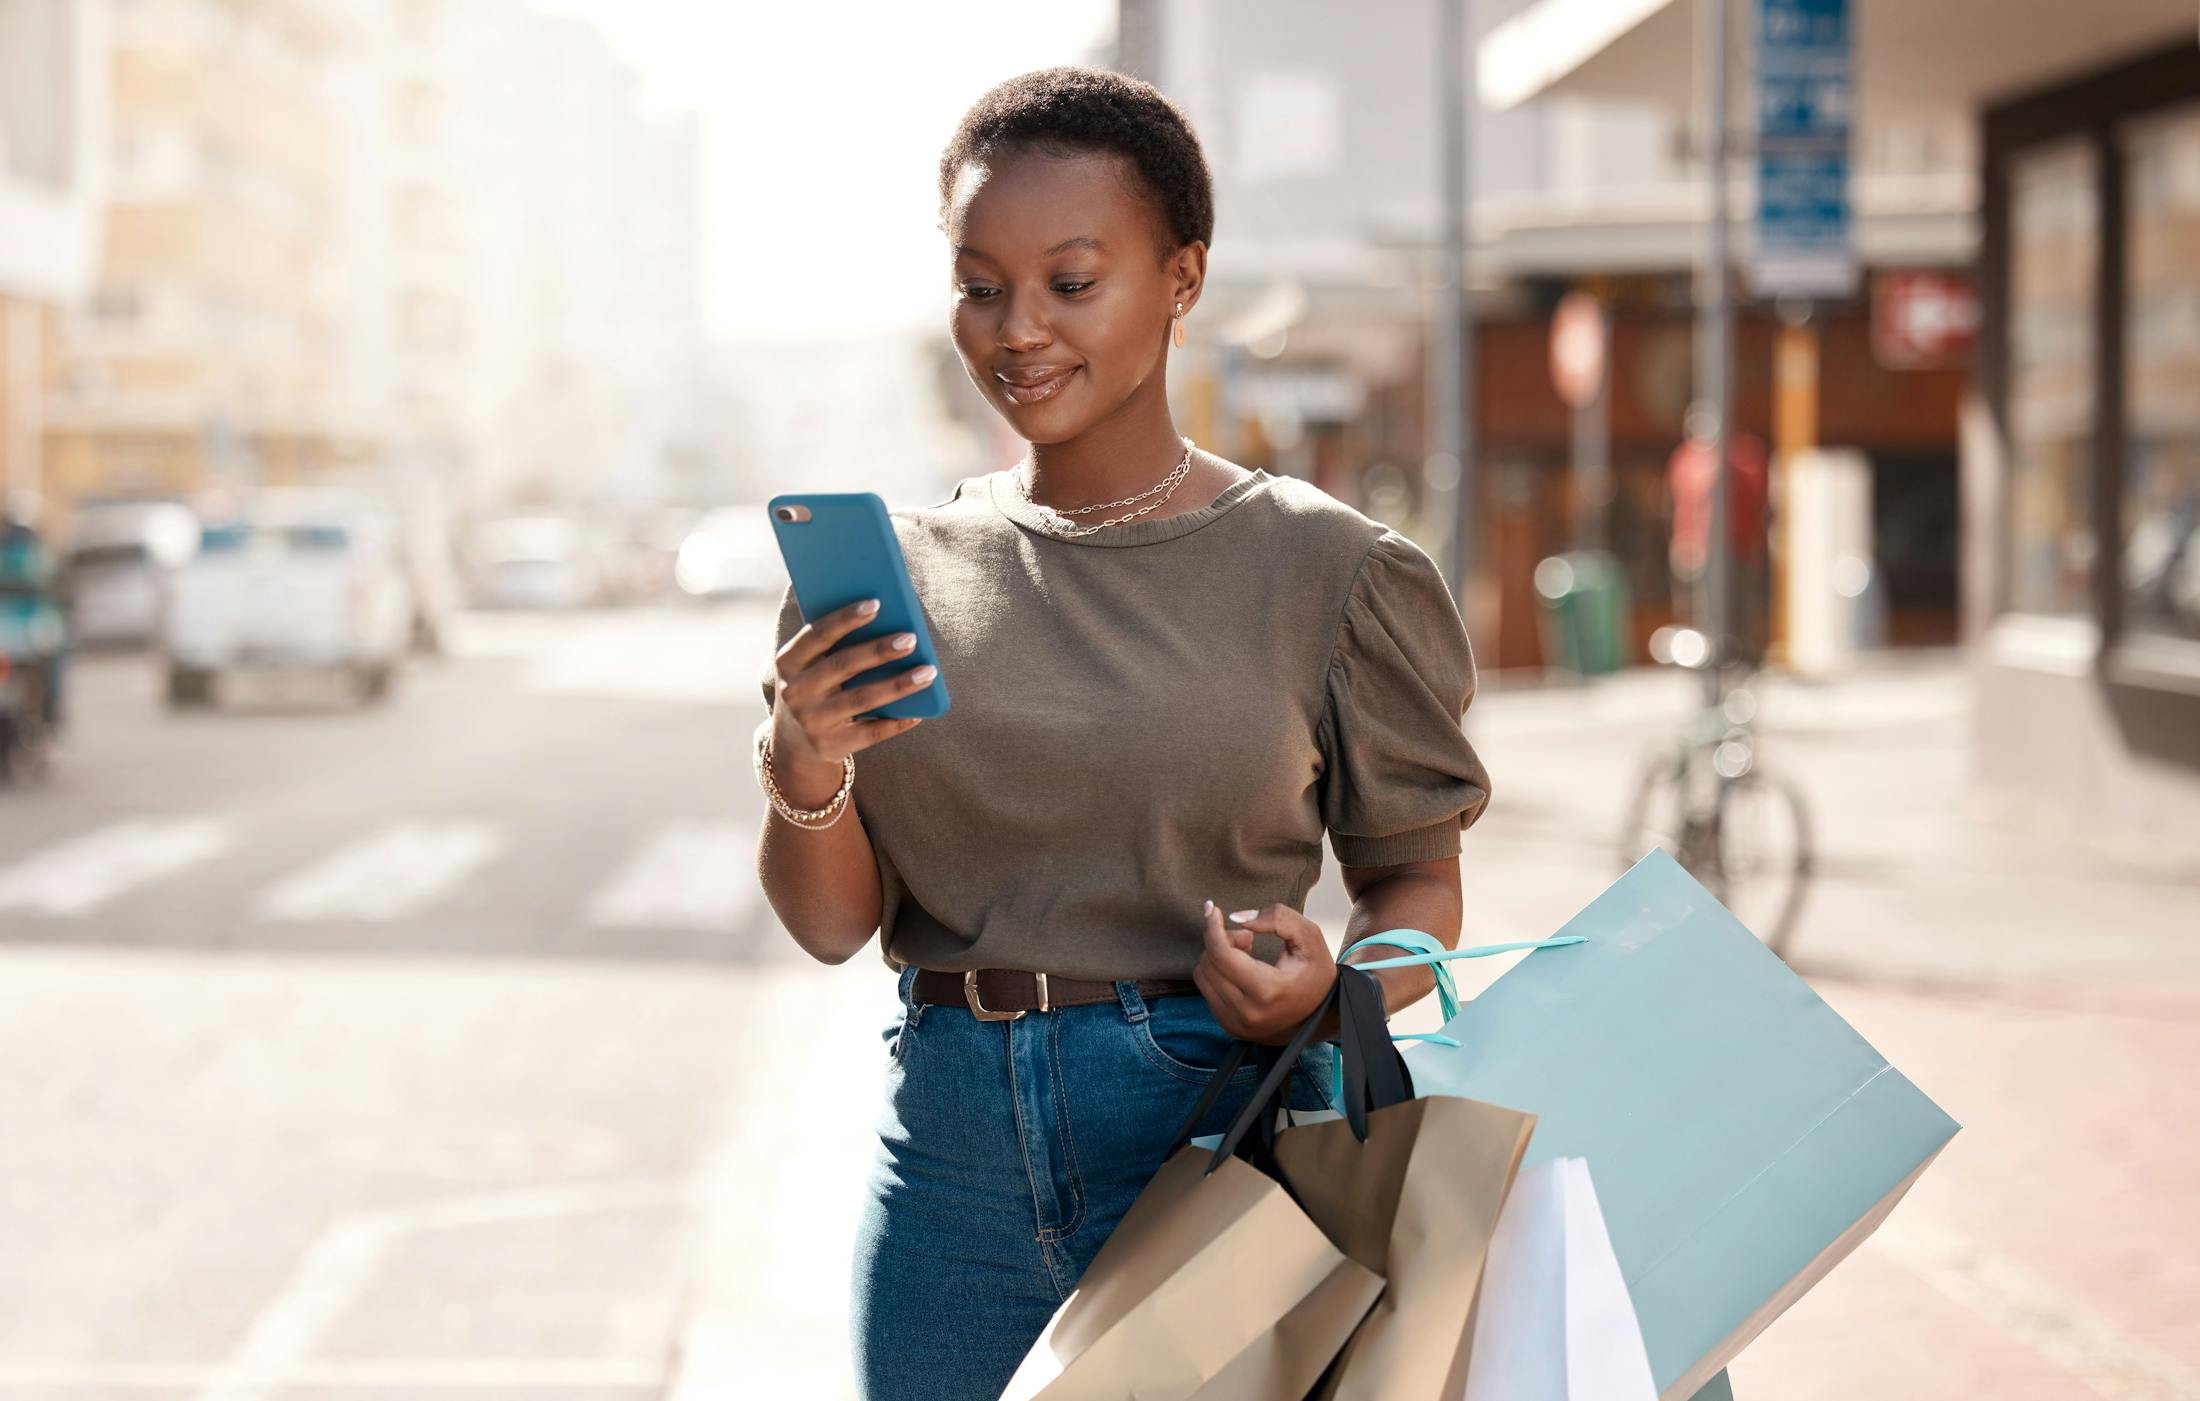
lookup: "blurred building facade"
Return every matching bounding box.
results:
[447,3,704,513]
[41,0,356,509]
[1487,3,2200,863]
[331,0,476,488]
[0,0,107,517]
[13,0,703,532]
[1115,0,1970,671]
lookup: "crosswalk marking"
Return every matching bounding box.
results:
[585,818,758,933]
[0,818,234,916]
[254,821,507,922]
[0,814,774,934]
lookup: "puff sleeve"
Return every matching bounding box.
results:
[1316,530,1493,866]
[758,581,803,716]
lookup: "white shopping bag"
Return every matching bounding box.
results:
[1461,1157,1656,1401]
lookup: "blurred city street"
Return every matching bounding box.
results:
[4,602,2191,1397]
[0,599,811,1400]
[1,0,2195,1394]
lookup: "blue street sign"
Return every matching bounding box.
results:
[1754,0,1856,296]
[1758,72,1851,141]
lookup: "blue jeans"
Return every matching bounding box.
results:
[851,963,1339,1401]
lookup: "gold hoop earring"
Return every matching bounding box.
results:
[1172,301,1187,349]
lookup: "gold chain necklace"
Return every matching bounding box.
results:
[1014,437,1196,537]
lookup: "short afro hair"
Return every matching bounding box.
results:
[937,65,1214,266]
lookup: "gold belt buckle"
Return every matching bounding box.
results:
[965,969,1047,1021]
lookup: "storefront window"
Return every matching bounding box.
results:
[2006,141,2098,616]
[2123,104,2200,642]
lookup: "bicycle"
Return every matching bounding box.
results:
[1615,625,1814,960]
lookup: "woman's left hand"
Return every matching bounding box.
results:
[1193,900,1337,1045]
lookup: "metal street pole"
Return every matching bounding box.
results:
[3,300,43,502]
[1434,0,1477,620]
[1576,303,1612,554]
[1699,0,1734,701]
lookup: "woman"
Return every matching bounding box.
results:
[754,65,1492,1400]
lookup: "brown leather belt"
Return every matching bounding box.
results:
[911,968,1200,1022]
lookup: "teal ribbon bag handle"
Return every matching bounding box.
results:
[1340,928,1464,1021]
[1328,927,1586,1105]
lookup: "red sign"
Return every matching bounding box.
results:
[1872,270,1978,370]
[1549,292,1607,409]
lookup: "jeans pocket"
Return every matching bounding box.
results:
[1285,1043,1338,1114]
[1132,994,1263,1086]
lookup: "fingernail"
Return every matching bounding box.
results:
[1229,909,1259,922]
[858,599,880,614]
[909,665,937,684]
[891,633,916,650]
[1203,899,1214,915]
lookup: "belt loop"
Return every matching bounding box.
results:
[897,965,926,1030]
[1114,978,1151,1024]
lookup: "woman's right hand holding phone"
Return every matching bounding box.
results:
[767,598,931,806]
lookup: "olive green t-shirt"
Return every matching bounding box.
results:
[757,466,1492,982]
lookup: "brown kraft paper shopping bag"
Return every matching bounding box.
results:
[1262,964,1536,1399]
[1280,1094,1535,1400]
[1001,991,1397,1401]
[999,1142,1382,1401]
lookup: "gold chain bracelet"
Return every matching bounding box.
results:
[754,728,855,830]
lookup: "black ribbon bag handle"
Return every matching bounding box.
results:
[1334,963,1414,1135]
[1165,963,1417,1180]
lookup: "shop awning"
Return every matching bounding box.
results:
[1480,0,2199,119]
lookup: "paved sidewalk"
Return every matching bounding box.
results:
[671,652,2200,1397]
[664,966,889,1400]
[1733,972,2200,1400]
[1451,651,2200,988]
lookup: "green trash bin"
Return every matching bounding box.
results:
[1533,549,1631,676]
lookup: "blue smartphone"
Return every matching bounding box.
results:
[766,492,949,721]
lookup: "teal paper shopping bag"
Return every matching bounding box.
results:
[1402,850,1959,1400]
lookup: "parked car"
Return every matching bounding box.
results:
[468,516,599,610]
[161,505,415,707]
[58,501,201,647]
[674,506,783,600]
[584,510,681,606]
